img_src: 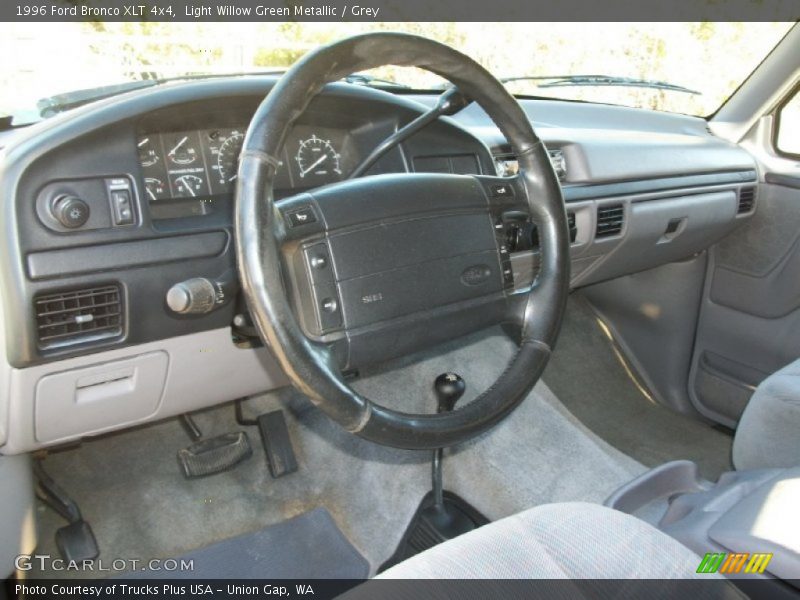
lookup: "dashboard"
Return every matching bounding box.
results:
[0,80,494,369]
[0,74,759,453]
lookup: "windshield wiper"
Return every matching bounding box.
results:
[501,74,700,95]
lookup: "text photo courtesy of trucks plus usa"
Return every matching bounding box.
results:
[1,2,800,599]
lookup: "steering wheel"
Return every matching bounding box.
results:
[235,33,569,450]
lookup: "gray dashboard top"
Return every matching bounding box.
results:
[412,94,756,185]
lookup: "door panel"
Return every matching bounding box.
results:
[690,182,800,427]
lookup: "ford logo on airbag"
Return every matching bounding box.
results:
[461,265,492,286]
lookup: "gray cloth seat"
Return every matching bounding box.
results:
[377,502,740,584]
[733,358,800,471]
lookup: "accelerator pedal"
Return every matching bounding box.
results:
[177,414,253,479]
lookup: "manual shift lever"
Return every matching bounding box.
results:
[379,371,488,572]
[434,372,466,413]
[432,373,465,510]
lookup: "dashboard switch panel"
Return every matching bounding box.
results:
[107,177,135,226]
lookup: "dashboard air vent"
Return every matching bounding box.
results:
[547,149,567,181]
[493,149,567,181]
[567,212,577,242]
[596,203,625,238]
[737,186,756,214]
[35,285,123,349]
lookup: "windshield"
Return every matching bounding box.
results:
[0,22,793,126]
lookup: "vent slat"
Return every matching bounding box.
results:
[34,285,123,349]
[738,186,756,214]
[596,203,625,238]
[36,301,121,318]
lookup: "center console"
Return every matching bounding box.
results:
[605,460,800,593]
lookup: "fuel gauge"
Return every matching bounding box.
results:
[172,174,208,198]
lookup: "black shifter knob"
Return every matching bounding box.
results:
[434,373,466,413]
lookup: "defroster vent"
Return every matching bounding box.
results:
[35,285,123,348]
[596,203,625,238]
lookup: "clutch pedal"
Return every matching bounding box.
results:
[177,415,253,478]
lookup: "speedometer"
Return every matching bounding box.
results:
[215,131,244,184]
[295,135,342,180]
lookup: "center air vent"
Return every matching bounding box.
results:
[493,149,567,181]
[596,203,625,238]
[737,186,756,214]
[35,285,123,349]
[547,149,567,181]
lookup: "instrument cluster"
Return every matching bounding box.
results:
[137,124,354,217]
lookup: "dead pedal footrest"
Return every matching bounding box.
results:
[178,431,252,478]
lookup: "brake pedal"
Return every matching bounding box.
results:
[178,431,253,479]
[257,410,298,478]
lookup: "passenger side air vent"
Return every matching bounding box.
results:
[737,186,756,214]
[596,203,625,238]
[35,285,123,349]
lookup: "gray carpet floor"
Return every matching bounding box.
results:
[31,326,643,579]
[542,295,734,481]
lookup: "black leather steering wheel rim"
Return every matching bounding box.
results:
[235,32,570,450]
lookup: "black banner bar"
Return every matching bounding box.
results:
[8,578,797,600]
[2,0,800,22]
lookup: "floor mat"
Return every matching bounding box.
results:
[543,295,733,480]
[128,508,368,579]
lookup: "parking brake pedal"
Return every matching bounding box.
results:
[258,410,298,478]
[177,414,252,479]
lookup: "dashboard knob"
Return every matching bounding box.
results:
[52,195,90,228]
[166,278,217,315]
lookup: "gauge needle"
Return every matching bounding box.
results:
[180,179,196,197]
[169,136,188,156]
[300,154,328,177]
[138,137,149,147]
[146,187,156,201]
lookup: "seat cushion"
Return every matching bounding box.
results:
[378,502,734,580]
[733,358,800,471]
